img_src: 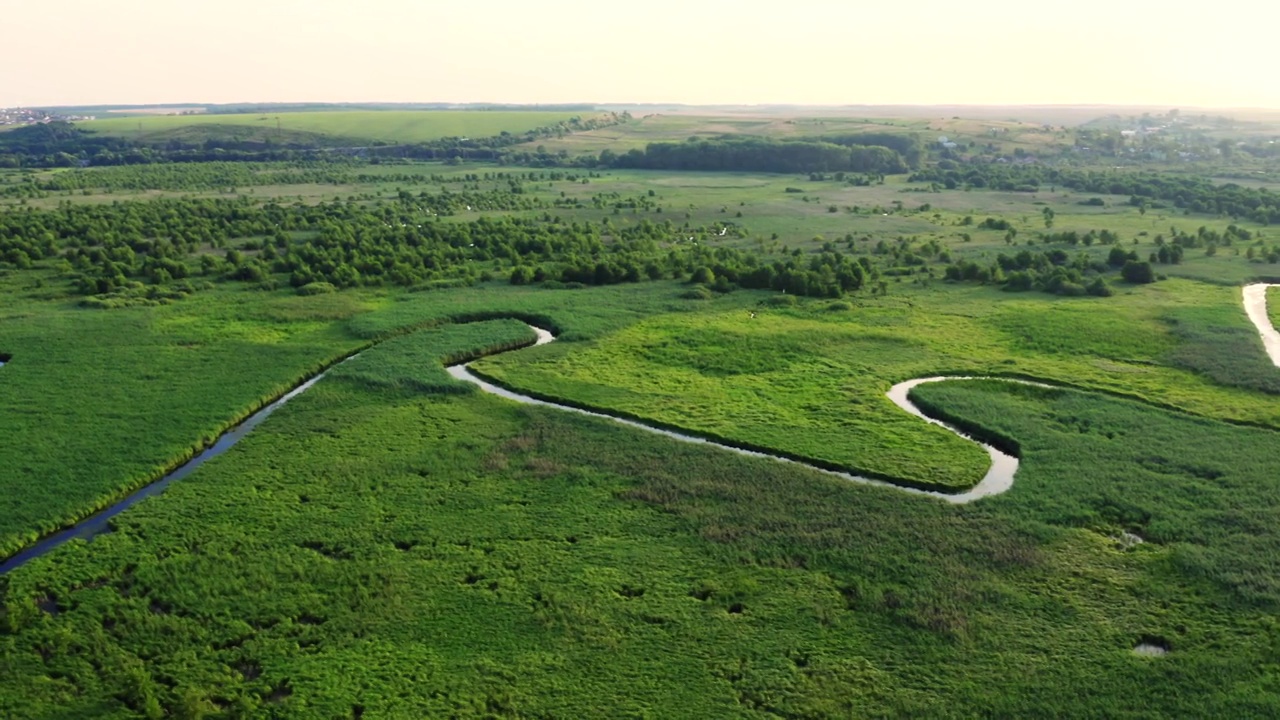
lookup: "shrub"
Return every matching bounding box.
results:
[1121,261,1156,284]
[509,266,534,285]
[681,285,714,300]
[296,281,337,296]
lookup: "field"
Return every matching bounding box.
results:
[0,277,706,559]
[3,109,1280,716]
[5,314,1280,716]
[516,112,1077,159]
[475,279,1280,492]
[76,110,586,145]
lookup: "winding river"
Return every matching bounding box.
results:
[2,284,1277,575]
[448,333,1043,504]
[0,370,339,575]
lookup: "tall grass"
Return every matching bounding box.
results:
[478,279,1280,491]
[333,320,536,394]
[4,355,1280,716]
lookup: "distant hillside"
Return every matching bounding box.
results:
[77,110,588,145]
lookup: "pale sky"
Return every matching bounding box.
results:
[4,0,1278,109]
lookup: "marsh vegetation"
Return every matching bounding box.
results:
[3,107,1280,717]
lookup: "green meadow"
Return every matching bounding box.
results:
[477,279,1280,492]
[5,320,1280,717]
[2,111,1280,716]
[78,110,586,145]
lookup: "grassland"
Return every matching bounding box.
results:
[511,112,1074,160]
[0,278,367,558]
[78,110,585,145]
[6,159,1275,291]
[477,279,1280,491]
[5,320,1280,716]
[0,277,718,559]
[0,155,1275,529]
[3,118,1280,716]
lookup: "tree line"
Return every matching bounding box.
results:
[0,114,628,169]
[599,137,911,175]
[0,163,601,198]
[943,247,1156,296]
[0,192,875,303]
[909,164,1280,224]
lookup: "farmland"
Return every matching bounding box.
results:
[76,110,589,145]
[2,107,1280,716]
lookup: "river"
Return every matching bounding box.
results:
[3,285,1277,574]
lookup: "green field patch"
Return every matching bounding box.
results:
[478,280,1280,495]
[478,309,989,490]
[0,281,741,560]
[334,320,536,394]
[649,175,774,188]
[0,286,369,559]
[1162,301,1280,394]
[80,110,584,145]
[632,324,894,377]
[910,380,1280,605]
[993,300,1175,360]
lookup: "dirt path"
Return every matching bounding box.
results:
[1242,284,1280,367]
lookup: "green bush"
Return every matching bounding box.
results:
[1122,260,1156,284]
[296,281,338,296]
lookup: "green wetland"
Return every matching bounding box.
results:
[3,109,1280,717]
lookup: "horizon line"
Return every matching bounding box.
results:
[10,101,1280,114]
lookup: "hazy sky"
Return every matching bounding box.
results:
[4,0,1277,109]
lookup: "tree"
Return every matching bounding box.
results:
[1087,277,1114,297]
[1107,246,1131,267]
[509,266,534,285]
[1121,260,1156,284]
[690,267,715,285]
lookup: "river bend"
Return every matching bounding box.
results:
[3,285,1278,574]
